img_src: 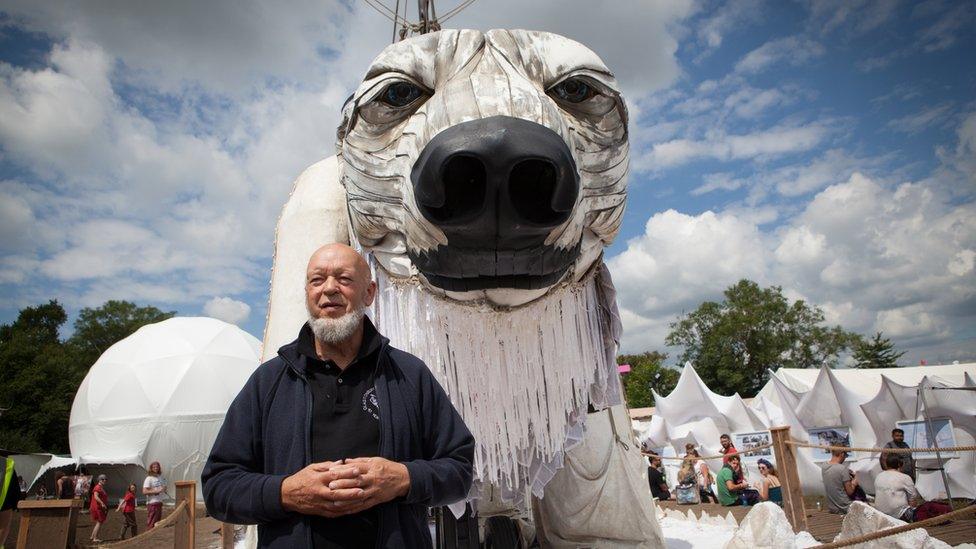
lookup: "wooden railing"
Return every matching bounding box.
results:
[16,481,197,549]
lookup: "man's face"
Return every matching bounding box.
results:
[721,437,731,449]
[729,457,740,471]
[893,431,904,444]
[305,246,377,321]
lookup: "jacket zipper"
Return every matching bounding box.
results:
[280,353,315,549]
[374,341,389,549]
[282,342,395,549]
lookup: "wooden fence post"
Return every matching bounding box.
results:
[174,481,196,549]
[770,425,808,532]
[220,522,236,549]
[15,498,82,549]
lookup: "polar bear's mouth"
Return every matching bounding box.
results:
[408,242,581,292]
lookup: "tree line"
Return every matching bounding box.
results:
[1,279,906,452]
[620,279,905,408]
[0,300,173,454]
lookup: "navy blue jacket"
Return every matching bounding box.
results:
[202,328,475,548]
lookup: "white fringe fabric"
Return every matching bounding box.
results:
[370,263,617,496]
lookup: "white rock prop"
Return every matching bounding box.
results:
[724,502,798,549]
[706,513,726,526]
[725,512,738,526]
[794,531,819,548]
[833,502,951,549]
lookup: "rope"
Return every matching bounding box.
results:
[439,0,478,22]
[785,441,976,453]
[811,503,976,548]
[642,443,775,461]
[94,500,188,548]
[360,0,410,25]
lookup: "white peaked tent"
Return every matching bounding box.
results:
[68,317,262,500]
[635,362,976,500]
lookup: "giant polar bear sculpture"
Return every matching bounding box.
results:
[264,29,663,546]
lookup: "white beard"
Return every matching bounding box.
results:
[307,305,365,344]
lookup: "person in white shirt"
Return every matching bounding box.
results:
[142,461,168,529]
[874,454,918,521]
[874,453,954,523]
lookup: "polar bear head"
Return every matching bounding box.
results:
[339,29,628,307]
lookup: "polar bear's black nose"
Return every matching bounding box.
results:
[411,116,579,249]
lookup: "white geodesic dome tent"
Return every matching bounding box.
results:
[67,317,261,499]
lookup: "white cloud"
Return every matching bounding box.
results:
[0,1,698,316]
[694,0,764,52]
[611,168,976,363]
[691,149,890,203]
[723,87,793,119]
[809,0,900,36]
[913,0,976,53]
[734,36,825,74]
[692,173,745,196]
[639,121,830,170]
[886,103,953,134]
[203,296,251,326]
[608,209,770,327]
[1,0,349,96]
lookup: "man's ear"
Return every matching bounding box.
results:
[364,280,378,307]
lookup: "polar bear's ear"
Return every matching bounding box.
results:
[262,155,349,360]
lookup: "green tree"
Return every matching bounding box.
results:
[0,300,175,453]
[68,300,174,366]
[665,279,860,397]
[619,351,678,408]
[852,332,904,369]
[0,301,80,453]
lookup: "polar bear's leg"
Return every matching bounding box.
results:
[262,156,349,360]
[533,404,664,548]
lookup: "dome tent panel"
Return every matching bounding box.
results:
[69,317,261,500]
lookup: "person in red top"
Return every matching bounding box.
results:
[720,434,738,464]
[119,482,138,539]
[89,474,109,543]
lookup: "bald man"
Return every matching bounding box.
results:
[203,244,475,549]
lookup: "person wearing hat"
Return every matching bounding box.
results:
[821,448,857,514]
[90,474,109,543]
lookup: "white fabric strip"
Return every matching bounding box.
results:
[370,261,616,497]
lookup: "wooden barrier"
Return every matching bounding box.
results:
[97,501,187,548]
[220,522,236,549]
[15,498,82,549]
[770,425,808,532]
[174,481,196,549]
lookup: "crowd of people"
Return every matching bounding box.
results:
[644,427,956,526]
[4,460,169,544]
[820,428,953,523]
[645,434,782,507]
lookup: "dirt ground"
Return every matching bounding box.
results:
[4,502,233,548]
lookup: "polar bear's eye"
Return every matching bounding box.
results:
[381,82,423,107]
[550,78,597,103]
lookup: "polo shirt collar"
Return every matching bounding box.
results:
[296,314,384,366]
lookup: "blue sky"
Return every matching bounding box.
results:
[0,0,973,366]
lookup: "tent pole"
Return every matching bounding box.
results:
[917,385,954,508]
